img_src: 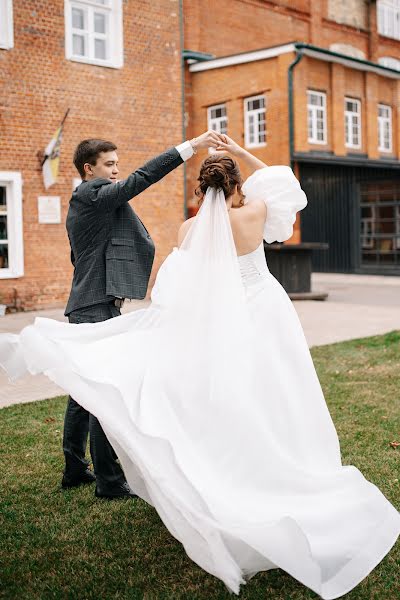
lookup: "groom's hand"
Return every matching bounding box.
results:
[190,130,224,153]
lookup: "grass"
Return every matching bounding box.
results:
[0,331,399,600]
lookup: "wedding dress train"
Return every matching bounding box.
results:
[1,167,399,599]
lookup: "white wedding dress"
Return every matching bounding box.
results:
[1,166,399,599]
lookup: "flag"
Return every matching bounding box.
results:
[42,109,70,190]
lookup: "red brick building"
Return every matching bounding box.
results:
[184,0,400,275]
[0,0,184,310]
[1,1,400,311]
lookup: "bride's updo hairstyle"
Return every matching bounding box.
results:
[195,154,245,207]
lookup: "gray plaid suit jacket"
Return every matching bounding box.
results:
[64,146,183,316]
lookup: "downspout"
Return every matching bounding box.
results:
[287,46,304,169]
[178,0,188,219]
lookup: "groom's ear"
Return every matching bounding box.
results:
[83,162,94,177]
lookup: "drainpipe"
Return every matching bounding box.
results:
[178,2,214,218]
[178,0,187,219]
[287,46,304,169]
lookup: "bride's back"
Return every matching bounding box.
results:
[228,199,266,256]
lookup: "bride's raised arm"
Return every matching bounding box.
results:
[216,135,307,243]
[215,134,267,174]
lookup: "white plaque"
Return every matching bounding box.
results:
[38,196,61,224]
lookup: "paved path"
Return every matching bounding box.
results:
[1,273,399,409]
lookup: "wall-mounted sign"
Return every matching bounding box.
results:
[38,196,61,224]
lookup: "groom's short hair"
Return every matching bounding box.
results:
[73,139,117,178]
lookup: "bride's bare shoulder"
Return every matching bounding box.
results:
[178,216,196,246]
[234,198,267,220]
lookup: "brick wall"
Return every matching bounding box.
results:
[327,0,368,30]
[183,0,400,62]
[0,0,184,310]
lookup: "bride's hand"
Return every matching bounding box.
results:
[214,134,243,156]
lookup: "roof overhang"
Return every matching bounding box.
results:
[188,41,400,80]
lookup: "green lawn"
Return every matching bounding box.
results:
[1,331,399,600]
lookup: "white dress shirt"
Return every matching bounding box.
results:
[175,140,194,162]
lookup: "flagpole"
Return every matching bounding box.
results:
[60,108,70,127]
[41,109,70,166]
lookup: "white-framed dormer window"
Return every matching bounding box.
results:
[378,56,400,70]
[208,104,228,135]
[65,0,123,69]
[0,0,14,49]
[307,90,327,144]
[0,172,24,279]
[378,104,392,152]
[345,97,362,149]
[244,95,266,148]
[377,0,400,41]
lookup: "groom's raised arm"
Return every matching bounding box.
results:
[88,132,222,211]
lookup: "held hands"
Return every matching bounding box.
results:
[189,132,266,171]
[189,130,236,153]
[213,134,243,156]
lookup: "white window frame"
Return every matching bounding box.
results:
[378,104,392,152]
[361,205,376,249]
[207,104,228,135]
[0,172,24,279]
[307,90,327,145]
[344,97,362,149]
[65,0,123,69]
[244,94,266,149]
[377,0,400,41]
[378,56,400,71]
[0,0,14,49]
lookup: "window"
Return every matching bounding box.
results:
[65,0,123,68]
[377,0,400,40]
[344,98,362,149]
[378,104,392,152]
[244,95,266,148]
[378,56,400,71]
[307,91,327,144]
[0,0,13,49]
[0,172,24,279]
[361,205,376,249]
[207,104,228,135]
[360,182,400,266]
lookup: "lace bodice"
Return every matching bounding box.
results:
[237,242,270,285]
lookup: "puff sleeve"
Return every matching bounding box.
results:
[242,166,308,243]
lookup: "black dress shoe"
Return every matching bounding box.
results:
[61,469,96,489]
[95,481,138,499]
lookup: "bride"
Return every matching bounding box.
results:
[1,135,399,600]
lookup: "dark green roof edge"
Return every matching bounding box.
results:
[184,41,400,76]
[294,42,400,75]
[183,50,215,61]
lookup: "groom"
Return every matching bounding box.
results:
[63,131,223,498]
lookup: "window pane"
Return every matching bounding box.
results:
[0,215,8,240]
[94,12,106,34]
[73,34,85,56]
[0,244,8,269]
[94,38,106,59]
[72,8,85,30]
[0,187,6,212]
